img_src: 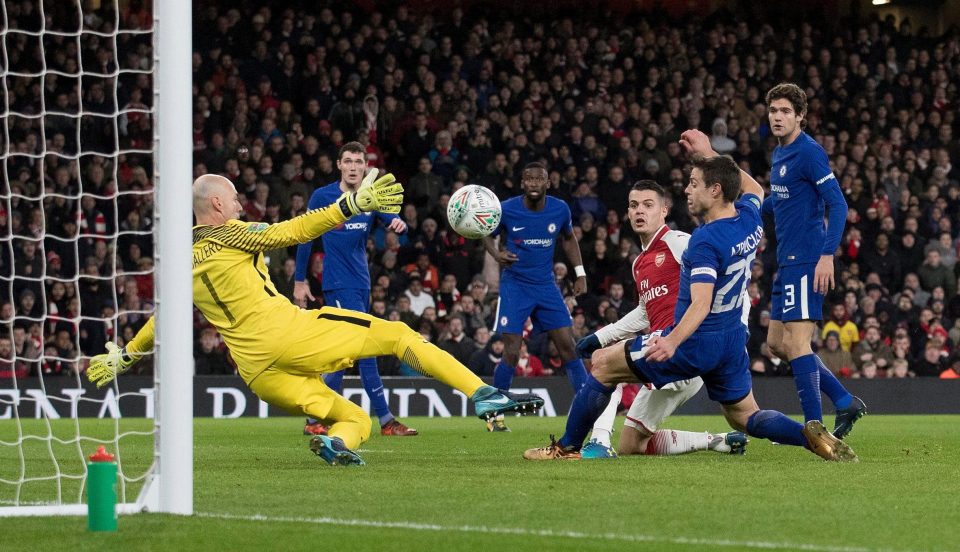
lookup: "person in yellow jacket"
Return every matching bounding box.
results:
[87,171,542,465]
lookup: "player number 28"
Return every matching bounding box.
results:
[711,252,756,314]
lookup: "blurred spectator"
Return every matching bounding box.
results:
[514,342,550,378]
[941,356,960,379]
[438,317,474,366]
[0,335,28,379]
[818,331,855,377]
[195,328,234,375]
[889,358,914,379]
[918,250,956,299]
[852,326,894,372]
[821,304,859,352]
[404,275,435,316]
[915,343,946,377]
[469,333,503,376]
[272,258,297,302]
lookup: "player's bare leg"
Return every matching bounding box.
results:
[588,380,747,458]
[547,326,588,390]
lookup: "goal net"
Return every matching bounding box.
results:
[0,0,193,516]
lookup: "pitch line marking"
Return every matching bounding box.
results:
[195,511,910,552]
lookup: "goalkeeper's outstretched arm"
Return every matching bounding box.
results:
[193,170,404,254]
[86,316,155,388]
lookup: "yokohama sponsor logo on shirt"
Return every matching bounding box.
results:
[515,238,553,246]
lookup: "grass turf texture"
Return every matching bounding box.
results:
[2,415,957,551]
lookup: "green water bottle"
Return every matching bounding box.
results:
[87,446,118,532]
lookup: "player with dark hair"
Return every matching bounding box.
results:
[764,83,866,438]
[294,141,417,437]
[577,180,747,458]
[524,131,856,462]
[87,171,543,466]
[482,162,588,432]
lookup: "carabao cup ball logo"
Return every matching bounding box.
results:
[447,185,502,239]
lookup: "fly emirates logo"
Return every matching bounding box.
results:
[638,278,668,304]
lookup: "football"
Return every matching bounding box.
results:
[446,184,502,239]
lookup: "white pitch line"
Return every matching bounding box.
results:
[195,511,908,552]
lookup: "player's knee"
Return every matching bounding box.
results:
[766,336,786,359]
[590,350,618,386]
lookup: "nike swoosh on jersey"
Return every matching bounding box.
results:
[512,226,525,231]
[783,307,795,313]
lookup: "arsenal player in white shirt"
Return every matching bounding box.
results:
[576,180,748,458]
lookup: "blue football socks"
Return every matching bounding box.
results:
[746,409,806,447]
[493,361,515,391]
[814,356,853,410]
[558,375,614,449]
[562,359,587,391]
[323,358,393,425]
[791,354,822,422]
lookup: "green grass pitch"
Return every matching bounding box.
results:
[2,415,958,551]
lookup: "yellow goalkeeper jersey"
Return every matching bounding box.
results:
[189,202,350,380]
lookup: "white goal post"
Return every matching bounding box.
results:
[0,0,193,517]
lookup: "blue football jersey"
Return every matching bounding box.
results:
[675,194,763,332]
[294,181,397,291]
[493,196,572,284]
[769,131,844,266]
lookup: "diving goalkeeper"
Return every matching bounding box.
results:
[87,171,543,466]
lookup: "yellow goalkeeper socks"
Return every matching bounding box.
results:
[361,319,485,397]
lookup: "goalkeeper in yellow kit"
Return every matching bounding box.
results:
[87,170,542,465]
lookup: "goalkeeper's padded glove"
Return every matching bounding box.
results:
[86,342,138,388]
[342,168,404,215]
[575,333,602,359]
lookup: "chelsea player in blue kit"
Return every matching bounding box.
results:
[294,142,418,437]
[482,162,588,432]
[764,83,866,439]
[525,132,857,462]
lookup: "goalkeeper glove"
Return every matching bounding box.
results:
[86,342,138,388]
[342,168,404,215]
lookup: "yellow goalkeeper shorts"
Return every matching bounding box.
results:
[268,306,376,377]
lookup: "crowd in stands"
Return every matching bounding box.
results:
[2,0,960,381]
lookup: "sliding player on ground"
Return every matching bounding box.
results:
[524,134,856,462]
[576,180,747,459]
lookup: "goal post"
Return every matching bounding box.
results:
[154,0,194,516]
[0,0,193,517]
